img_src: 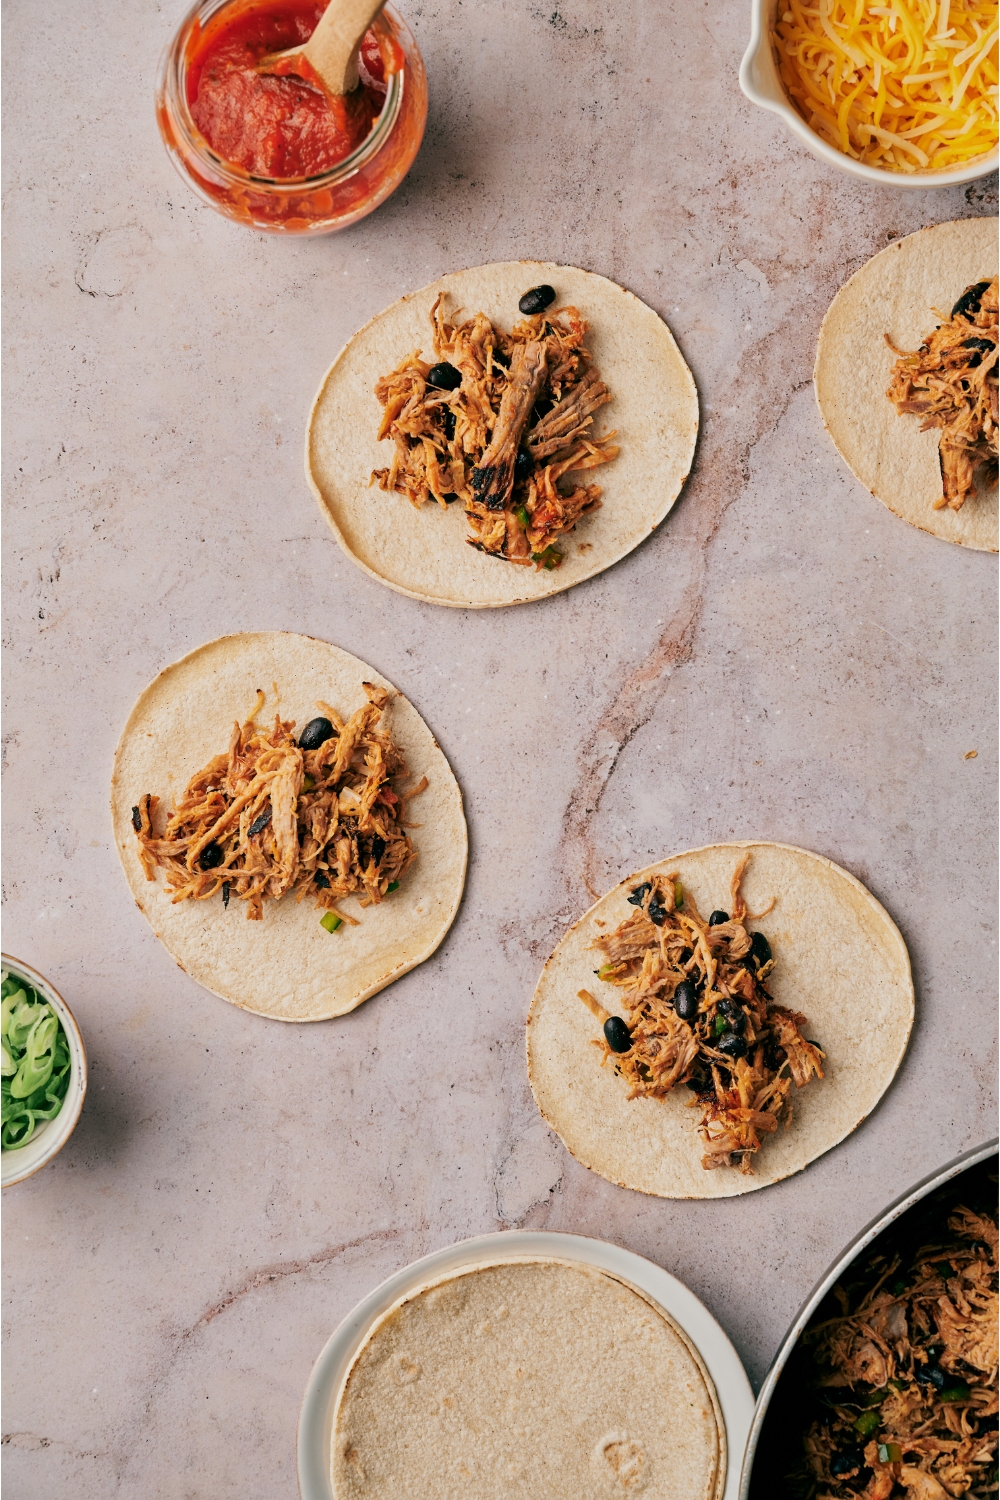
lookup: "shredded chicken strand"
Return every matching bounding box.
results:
[791,1194,998,1500]
[579,855,824,1174]
[370,294,618,568]
[132,683,423,922]
[886,276,999,512]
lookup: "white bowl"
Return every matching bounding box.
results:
[1,955,87,1188]
[740,0,999,189]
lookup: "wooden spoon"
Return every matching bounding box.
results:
[259,0,385,96]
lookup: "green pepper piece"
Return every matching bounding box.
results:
[386,880,400,892]
[854,1409,881,1438]
[320,912,342,933]
[10,1013,58,1100]
[877,1441,902,1463]
[713,1015,727,1036]
[515,505,530,527]
[674,881,684,908]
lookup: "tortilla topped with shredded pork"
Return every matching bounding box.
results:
[111,633,467,1022]
[306,262,699,607]
[814,219,998,551]
[527,842,914,1200]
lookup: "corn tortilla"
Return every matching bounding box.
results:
[814,218,998,552]
[527,842,913,1199]
[332,1257,724,1499]
[111,633,467,1021]
[306,261,699,607]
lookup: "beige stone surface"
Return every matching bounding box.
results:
[2,2,996,1496]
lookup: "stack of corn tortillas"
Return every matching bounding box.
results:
[332,1258,725,1499]
[111,632,467,1022]
[307,261,699,608]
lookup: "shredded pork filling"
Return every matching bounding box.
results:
[132,683,425,922]
[578,853,824,1174]
[886,276,999,513]
[370,295,618,568]
[792,1202,998,1499]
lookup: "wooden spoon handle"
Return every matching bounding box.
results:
[304,0,385,95]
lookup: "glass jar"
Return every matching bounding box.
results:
[155,1,427,235]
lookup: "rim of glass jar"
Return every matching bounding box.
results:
[158,0,405,193]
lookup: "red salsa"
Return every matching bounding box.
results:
[187,0,388,178]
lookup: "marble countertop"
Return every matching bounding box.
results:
[3,2,997,1495]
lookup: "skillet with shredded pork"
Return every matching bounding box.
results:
[886,275,999,513]
[370,291,618,569]
[576,852,825,1174]
[132,682,425,924]
[789,1192,998,1499]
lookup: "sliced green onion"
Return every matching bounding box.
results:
[674,881,683,908]
[854,1409,881,1438]
[0,972,70,1152]
[713,1015,727,1036]
[320,913,342,933]
[877,1442,902,1463]
[515,505,530,527]
[386,880,400,892]
[939,1383,971,1403]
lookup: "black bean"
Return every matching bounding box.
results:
[627,882,652,907]
[952,280,991,320]
[199,841,225,870]
[514,447,533,483]
[518,284,556,316]
[248,808,272,838]
[427,361,462,391]
[708,909,729,926]
[299,716,335,751]
[314,872,330,889]
[370,835,386,866]
[442,409,457,441]
[131,805,142,832]
[961,337,995,369]
[830,1448,865,1477]
[648,899,667,926]
[747,931,772,968]
[603,1015,632,1053]
[717,1032,748,1060]
[442,493,459,503]
[916,1364,947,1390]
[673,980,699,1022]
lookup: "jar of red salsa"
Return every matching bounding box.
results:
[156,0,427,234]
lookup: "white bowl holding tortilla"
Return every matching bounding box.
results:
[815,218,998,552]
[298,1231,755,1500]
[111,632,467,1022]
[527,842,914,1200]
[306,261,699,608]
[1,956,87,1189]
[740,1,999,189]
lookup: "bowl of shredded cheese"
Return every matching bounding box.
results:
[740,0,999,186]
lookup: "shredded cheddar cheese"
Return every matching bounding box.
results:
[773,0,999,171]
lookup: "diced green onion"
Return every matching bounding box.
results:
[0,971,70,1152]
[713,1016,727,1036]
[598,964,615,979]
[320,913,342,933]
[515,505,530,527]
[877,1442,902,1464]
[674,881,683,908]
[854,1409,881,1438]
[939,1383,971,1403]
[862,1389,887,1407]
[386,880,400,892]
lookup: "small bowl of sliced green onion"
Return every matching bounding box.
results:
[1,955,87,1188]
